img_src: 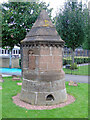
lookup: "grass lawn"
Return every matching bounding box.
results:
[0,82,2,120]
[1,77,88,118]
[63,65,90,76]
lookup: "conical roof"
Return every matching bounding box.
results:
[21,10,64,45]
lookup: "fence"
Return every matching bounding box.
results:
[63,48,90,76]
[0,58,20,68]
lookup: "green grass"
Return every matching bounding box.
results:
[63,65,90,76]
[0,82,2,120]
[1,77,88,118]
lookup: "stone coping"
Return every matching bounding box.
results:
[12,94,75,110]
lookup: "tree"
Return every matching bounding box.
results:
[82,8,89,50]
[2,2,52,68]
[55,1,88,63]
[0,4,2,47]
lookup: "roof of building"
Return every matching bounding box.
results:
[21,9,64,45]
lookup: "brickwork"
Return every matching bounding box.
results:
[20,10,67,106]
[40,46,50,55]
[39,47,62,71]
[22,46,63,72]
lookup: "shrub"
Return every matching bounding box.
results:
[63,57,90,65]
[63,58,72,65]
[70,63,78,70]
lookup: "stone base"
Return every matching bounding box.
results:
[20,78,67,106]
[12,94,75,110]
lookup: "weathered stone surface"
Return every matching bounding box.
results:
[22,68,28,73]
[21,10,64,44]
[22,79,28,90]
[20,88,67,106]
[27,27,59,36]
[39,62,48,71]
[36,89,67,106]
[22,78,65,93]
[52,47,62,55]
[20,90,36,104]
[32,19,54,28]
[40,46,50,55]
[29,56,36,70]
[39,56,52,63]
[50,78,65,92]
[39,70,65,82]
[20,10,67,106]
[23,70,64,82]
[22,36,63,43]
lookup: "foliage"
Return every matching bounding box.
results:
[63,65,90,76]
[2,77,88,118]
[63,57,90,65]
[0,4,2,47]
[55,1,88,63]
[70,63,78,70]
[0,82,2,120]
[55,1,88,51]
[82,8,90,50]
[2,2,52,49]
[2,1,52,68]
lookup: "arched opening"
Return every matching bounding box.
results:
[28,50,36,70]
[46,94,54,101]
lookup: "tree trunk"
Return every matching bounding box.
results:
[9,50,12,68]
[72,49,74,64]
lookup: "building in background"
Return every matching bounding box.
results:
[0,46,21,58]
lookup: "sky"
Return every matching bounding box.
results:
[39,0,66,17]
[0,0,89,17]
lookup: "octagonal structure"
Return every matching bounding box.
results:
[20,10,67,106]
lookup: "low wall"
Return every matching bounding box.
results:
[0,58,20,68]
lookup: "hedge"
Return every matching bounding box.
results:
[63,57,90,65]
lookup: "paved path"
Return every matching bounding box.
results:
[64,63,89,83]
[2,74,89,84]
[65,74,89,84]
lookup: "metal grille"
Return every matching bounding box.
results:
[63,48,90,76]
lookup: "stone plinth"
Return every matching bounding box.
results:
[20,10,67,106]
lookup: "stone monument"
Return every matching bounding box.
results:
[20,10,67,105]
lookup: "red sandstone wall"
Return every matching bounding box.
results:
[39,46,63,71]
[22,46,63,72]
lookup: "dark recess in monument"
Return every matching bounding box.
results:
[46,94,54,101]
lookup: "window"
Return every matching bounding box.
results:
[8,50,9,54]
[13,50,15,54]
[2,50,4,54]
[16,50,17,54]
[19,50,20,54]
[5,50,6,54]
